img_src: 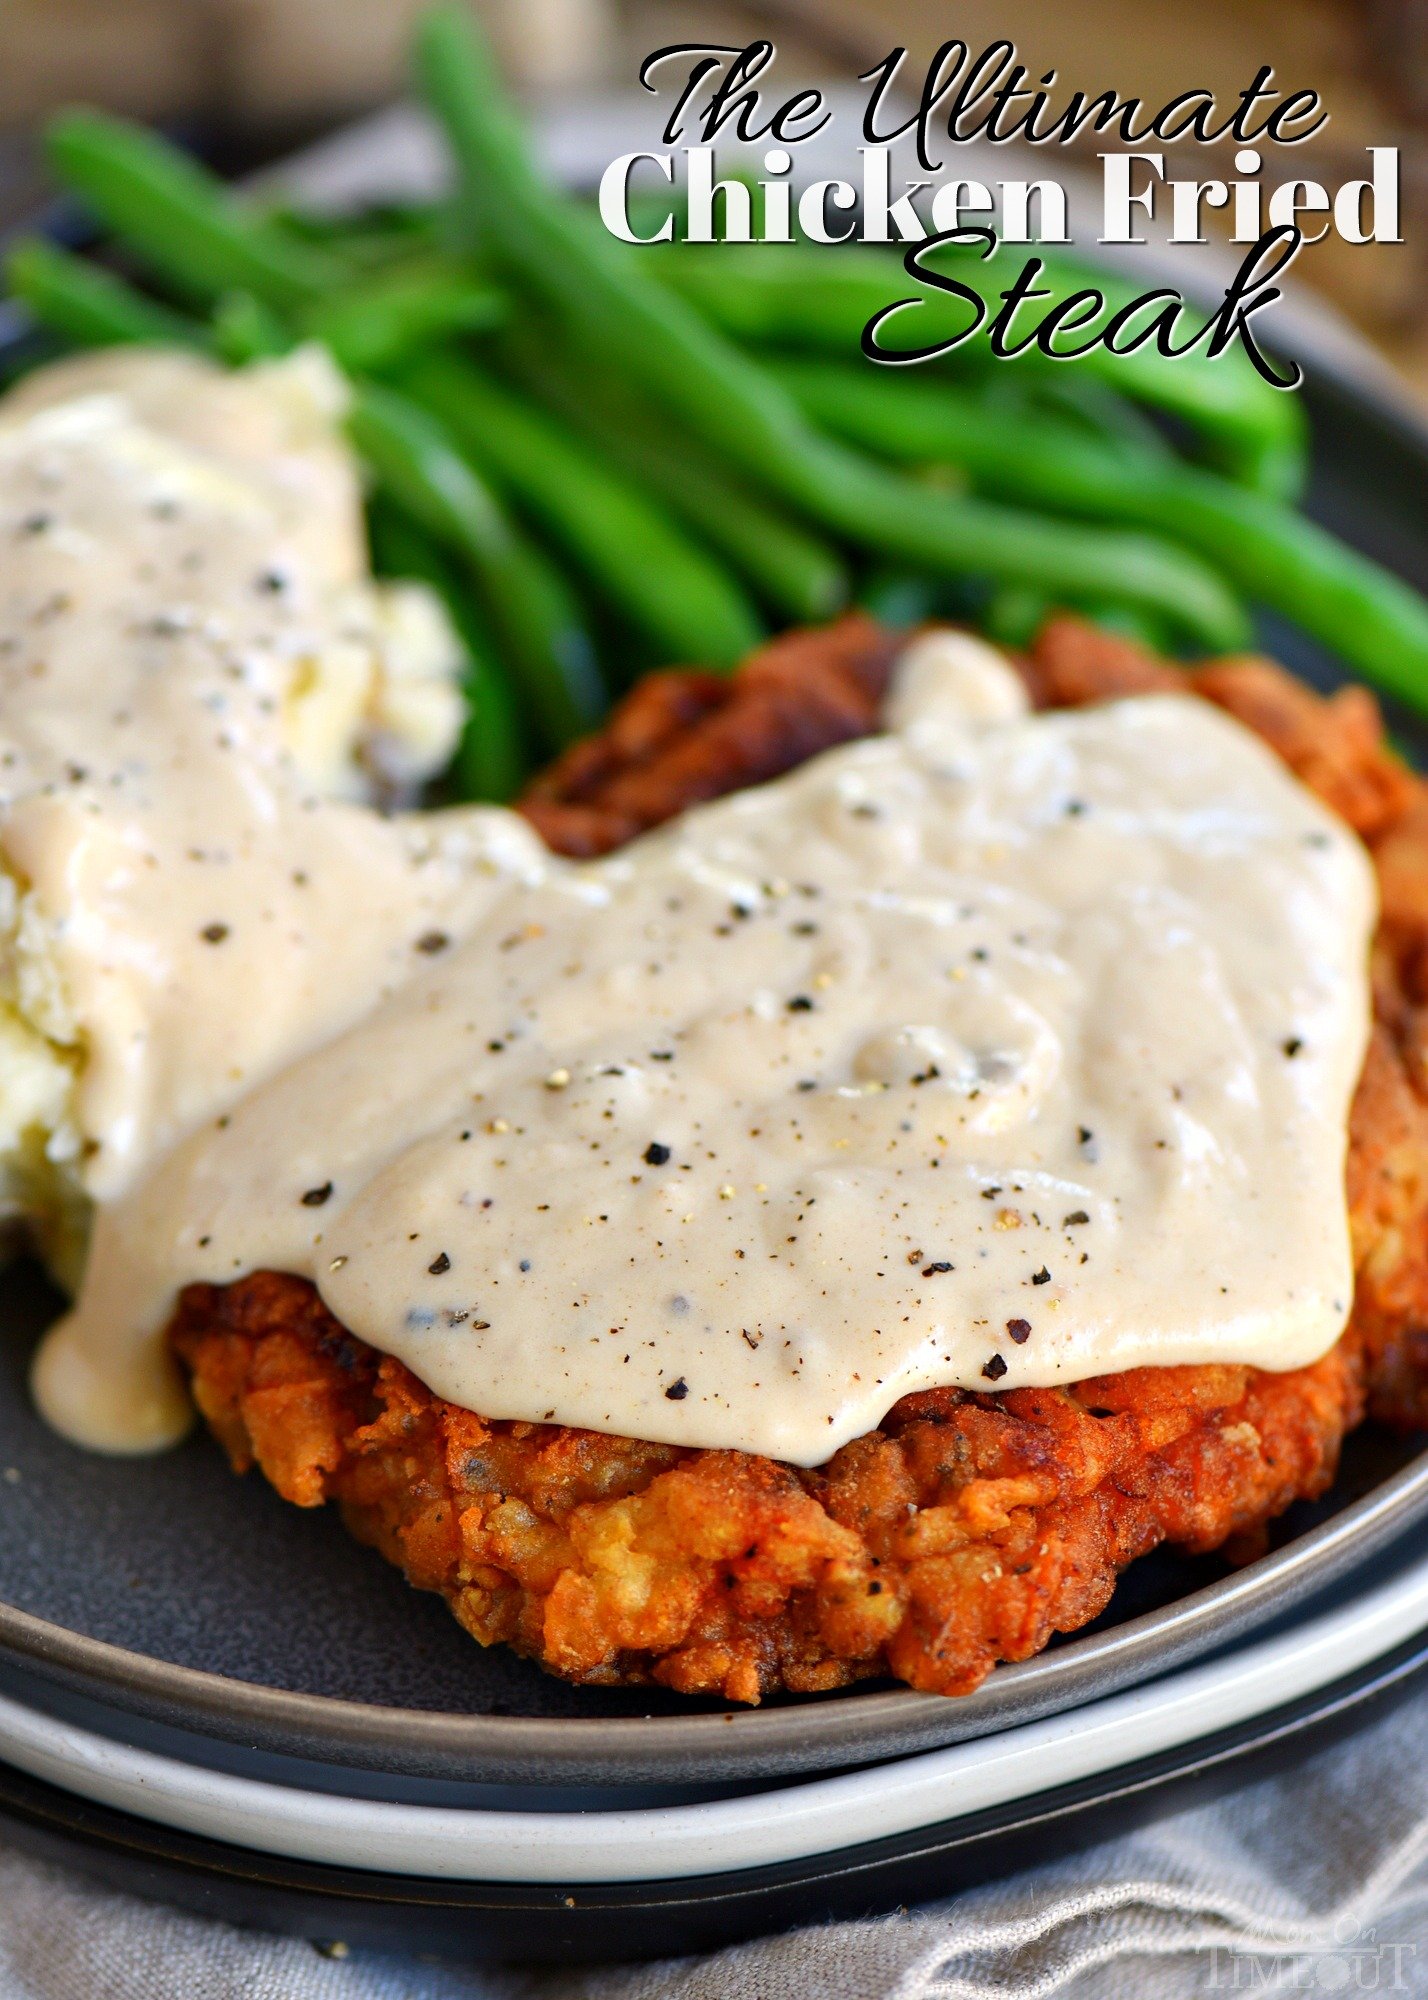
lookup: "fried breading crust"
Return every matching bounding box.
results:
[169,616,1428,1704]
[517,613,902,857]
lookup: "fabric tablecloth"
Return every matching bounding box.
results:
[1,1673,1427,2000]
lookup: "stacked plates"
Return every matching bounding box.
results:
[1,1257,1428,1959]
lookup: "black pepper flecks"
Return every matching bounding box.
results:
[1031,1266,1051,1286]
[300,1183,333,1207]
[1006,1318,1032,1343]
[1062,1210,1090,1228]
[787,994,814,1012]
[982,1353,1009,1380]
[921,1261,954,1277]
[200,922,229,944]
[644,1141,671,1166]
[1282,1037,1303,1058]
[416,930,450,955]
[428,1252,450,1275]
[665,1378,690,1400]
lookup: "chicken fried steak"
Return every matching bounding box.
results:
[169,616,1428,1704]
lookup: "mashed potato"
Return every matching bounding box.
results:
[0,346,534,1280]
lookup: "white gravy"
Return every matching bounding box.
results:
[0,348,542,1206]
[33,630,1376,1462]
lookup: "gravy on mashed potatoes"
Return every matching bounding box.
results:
[0,348,541,1275]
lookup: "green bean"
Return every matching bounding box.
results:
[7,239,209,351]
[398,351,764,666]
[267,200,443,250]
[499,322,847,623]
[778,358,1428,705]
[367,500,526,801]
[303,270,505,373]
[46,111,347,309]
[1078,601,1177,653]
[349,382,605,748]
[445,603,529,801]
[212,289,290,363]
[981,584,1052,649]
[858,570,942,627]
[414,6,1248,653]
[981,580,1170,652]
[1031,242,1308,498]
[211,267,505,374]
[571,399,847,623]
[650,243,1307,500]
[267,203,477,278]
[1018,374,1175,464]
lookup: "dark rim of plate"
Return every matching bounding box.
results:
[2,1423,1426,1786]
[1,265,1427,1787]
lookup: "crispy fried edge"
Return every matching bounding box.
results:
[168,616,1428,1703]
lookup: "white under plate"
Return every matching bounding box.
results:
[0,1544,1425,1885]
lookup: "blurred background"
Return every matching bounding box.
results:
[0,0,1420,384]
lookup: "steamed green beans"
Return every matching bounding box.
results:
[1020,374,1176,465]
[350,384,605,750]
[17,5,1428,754]
[563,395,850,623]
[31,111,763,672]
[211,289,291,362]
[46,111,347,310]
[399,351,764,666]
[648,243,1308,501]
[367,501,526,801]
[493,324,848,624]
[779,358,1428,705]
[414,5,1249,653]
[7,240,208,351]
[304,270,505,373]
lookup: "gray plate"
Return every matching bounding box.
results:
[2,151,1428,1790]
[2,1252,1427,1790]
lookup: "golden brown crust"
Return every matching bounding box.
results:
[170,615,1428,1704]
[517,613,902,856]
[170,1274,1363,1702]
